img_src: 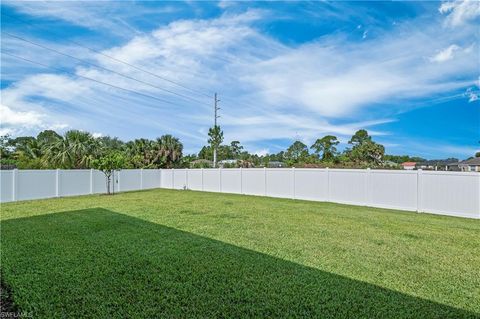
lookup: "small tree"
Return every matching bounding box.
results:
[311,135,339,161]
[284,141,309,165]
[91,152,125,195]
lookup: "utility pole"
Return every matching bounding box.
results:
[213,92,220,168]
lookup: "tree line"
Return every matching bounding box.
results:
[0,128,426,170]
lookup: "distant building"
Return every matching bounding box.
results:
[446,162,461,171]
[401,162,416,170]
[416,158,459,171]
[458,157,480,172]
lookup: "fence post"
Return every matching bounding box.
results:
[158,168,163,188]
[240,167,243,194]
[417,169,423,213]
[90,169,93,194]
[12,168,17,202]
[326,167,330,202]
[478,173,480,218]
[171,168,174,189]
[117,170,121,192]
[264,167,267,196]
[185,169,189,190]
[219,167,222,192]
[292,167,296,199]
[201,168,204,191]
[140,168,143,190]
[55,169,60,197]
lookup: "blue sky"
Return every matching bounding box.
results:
[1,1,479,159]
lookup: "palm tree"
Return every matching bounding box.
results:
[44,130,98,168]
[66,130,99,168]
[44,137,72,168]
[155,135,183,168]
[125,139,156,168]
[208,126,223,167]
[16,138,43,160]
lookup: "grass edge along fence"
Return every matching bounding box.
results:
[1,168,478,219]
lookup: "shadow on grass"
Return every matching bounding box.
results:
[0,208,476,318]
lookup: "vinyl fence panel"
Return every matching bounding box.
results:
[187,169,203,191]
[368,170,418,211]
[294,169,328,201]
[328,169,367,206]
[17,170,57,201]
[266,168,292,198]
[142,169,160,189]
[203,169,221,192]
[173,169,188,190]
[161,169,173,189]
[0,170,14,202]
[119,169,142,192]
[242,168,265,196]
[92,170,108,194]
[59,170,91,197]
[419,171,479,218]
[220,169,242,194]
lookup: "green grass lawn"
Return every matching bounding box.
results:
[1,189,479,318]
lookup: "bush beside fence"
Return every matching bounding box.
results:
[1,168,478,219]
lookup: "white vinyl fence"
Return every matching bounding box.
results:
[0,169,160,203]
[1,168,478,219]
[160,168,480,219]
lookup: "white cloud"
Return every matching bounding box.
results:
[2,0,180,36]
[0,104,43,127]
[218,1,236,9]
[0,104,68,136]
[429,44,460,62]
[468,93,479,102]
[92,132,104,138]
[439,0,480,27]
[465,88,479,102]
[1,8,477,154]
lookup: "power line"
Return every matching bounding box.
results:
[1,51,202,109]
[1,13,268,115]
[1,12,213,98]
[1,11,289,113]
[2,31,210,106]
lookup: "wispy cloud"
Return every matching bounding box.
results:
[429,44,460,62]
[439,0,480,27]
[1,3,478,158]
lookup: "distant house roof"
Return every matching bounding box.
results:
[417,158,459,166]
[401,162,416,166]
[459,157,480,166]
